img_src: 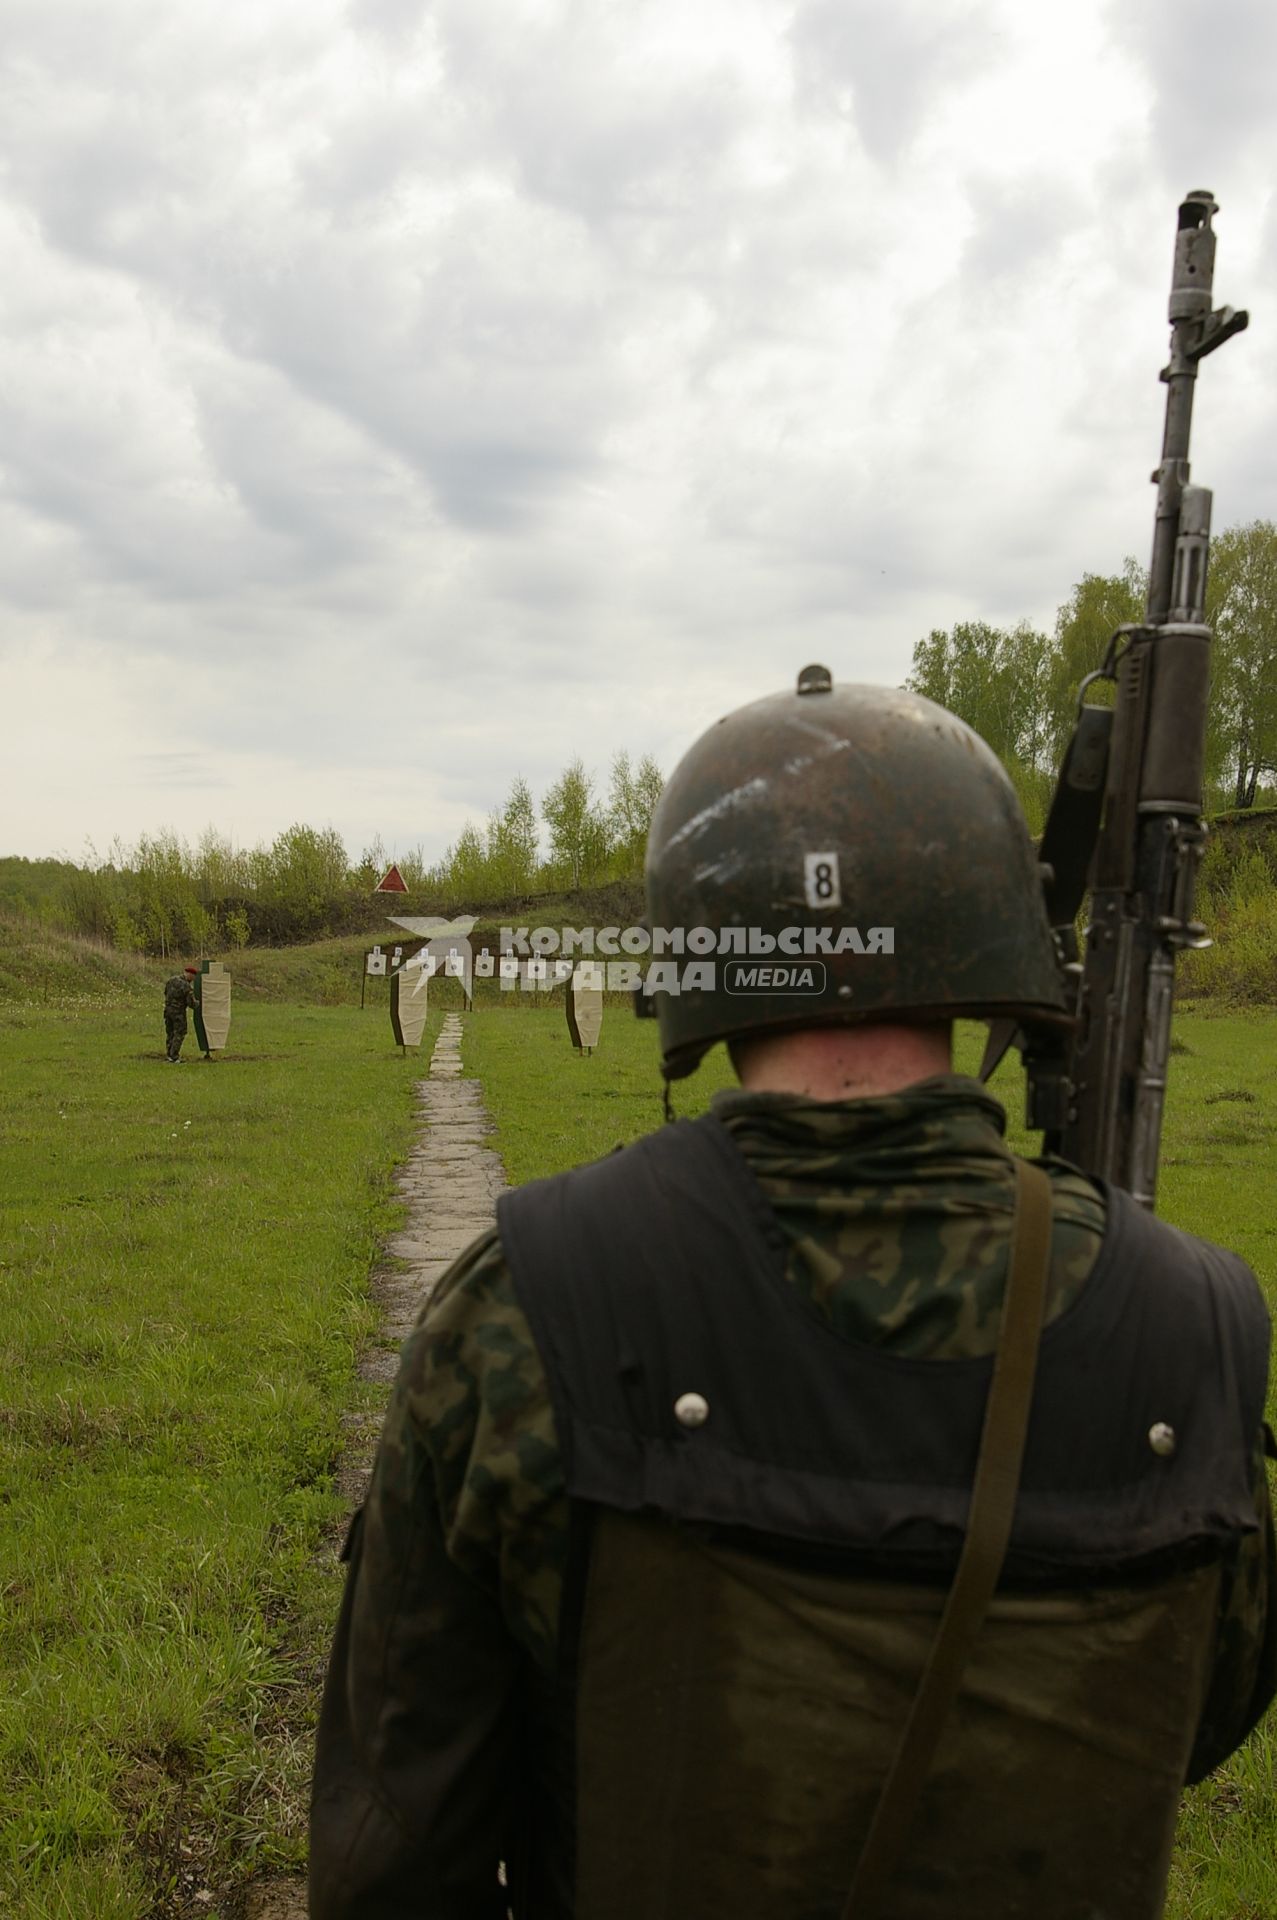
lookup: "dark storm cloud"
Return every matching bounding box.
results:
[788,0,998,166]
[959,177,1088,288]
[187,361,416,572]
[347,0,429,50]
[299,98,444,210]
[0,11,622,557]
[425,0,749,226]
[0,357,282,603]
[10,114,177,263]
[1110,0,1277,187]
[194,217,615,541]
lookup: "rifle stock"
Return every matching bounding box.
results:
[1028,192,1248,1205]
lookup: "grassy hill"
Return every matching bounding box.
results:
[3,841,1271,1014]
[0,916,431,1014]
[0,881,649,1013]
[0,910,155,1010]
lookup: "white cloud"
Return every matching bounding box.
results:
[0,0,1272,862]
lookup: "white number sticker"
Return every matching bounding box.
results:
[804,852,841,909]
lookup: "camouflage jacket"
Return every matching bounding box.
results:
[163,973,196,1016]
[311,1078,1275,1916]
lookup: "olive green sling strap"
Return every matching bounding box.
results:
[842,1158,1054,1919]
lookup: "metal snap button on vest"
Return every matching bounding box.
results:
[1148,1422,1176,1457]
[675,1392,709,1428]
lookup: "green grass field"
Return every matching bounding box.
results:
[464,1008,1277,1291]
[0,999,438,1917]
[465,1004,1277,1920]
[2,979,1275,1915]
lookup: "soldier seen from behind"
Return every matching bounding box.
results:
[310,677,1274,1919]
[163,965,198,1063]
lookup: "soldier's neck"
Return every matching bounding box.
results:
[731,1022,953,1102]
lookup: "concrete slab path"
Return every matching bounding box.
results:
[363,1012,508,1382]
[249,1011,505,1919]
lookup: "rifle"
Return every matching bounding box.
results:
[1006,191,1248,1206]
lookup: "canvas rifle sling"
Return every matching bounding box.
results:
[841,1158,1053,1919]
[1037,701,1112,929]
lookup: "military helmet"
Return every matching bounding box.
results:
[643,668,1068,1080]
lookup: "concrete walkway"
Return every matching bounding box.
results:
[250,1012,504,1920]
[365,1012,507,1373]
[333,1010,507,1499]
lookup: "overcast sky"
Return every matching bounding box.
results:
[2,0,1273,867]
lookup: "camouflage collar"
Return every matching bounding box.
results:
[711,1074,1010,1161]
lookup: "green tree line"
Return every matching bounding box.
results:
[2,752,666,955]
[907,521,1277,832]
[427,753,664,909]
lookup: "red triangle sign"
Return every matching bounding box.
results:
[374,864,409,894]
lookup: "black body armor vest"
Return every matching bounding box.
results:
[496,1115,1269,1918]
[499,1114,1265,1585]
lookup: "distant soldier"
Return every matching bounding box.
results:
[163,966,198,1063]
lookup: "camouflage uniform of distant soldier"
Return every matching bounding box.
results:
[163,969,197,1063]
[311,678,1274,1920]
